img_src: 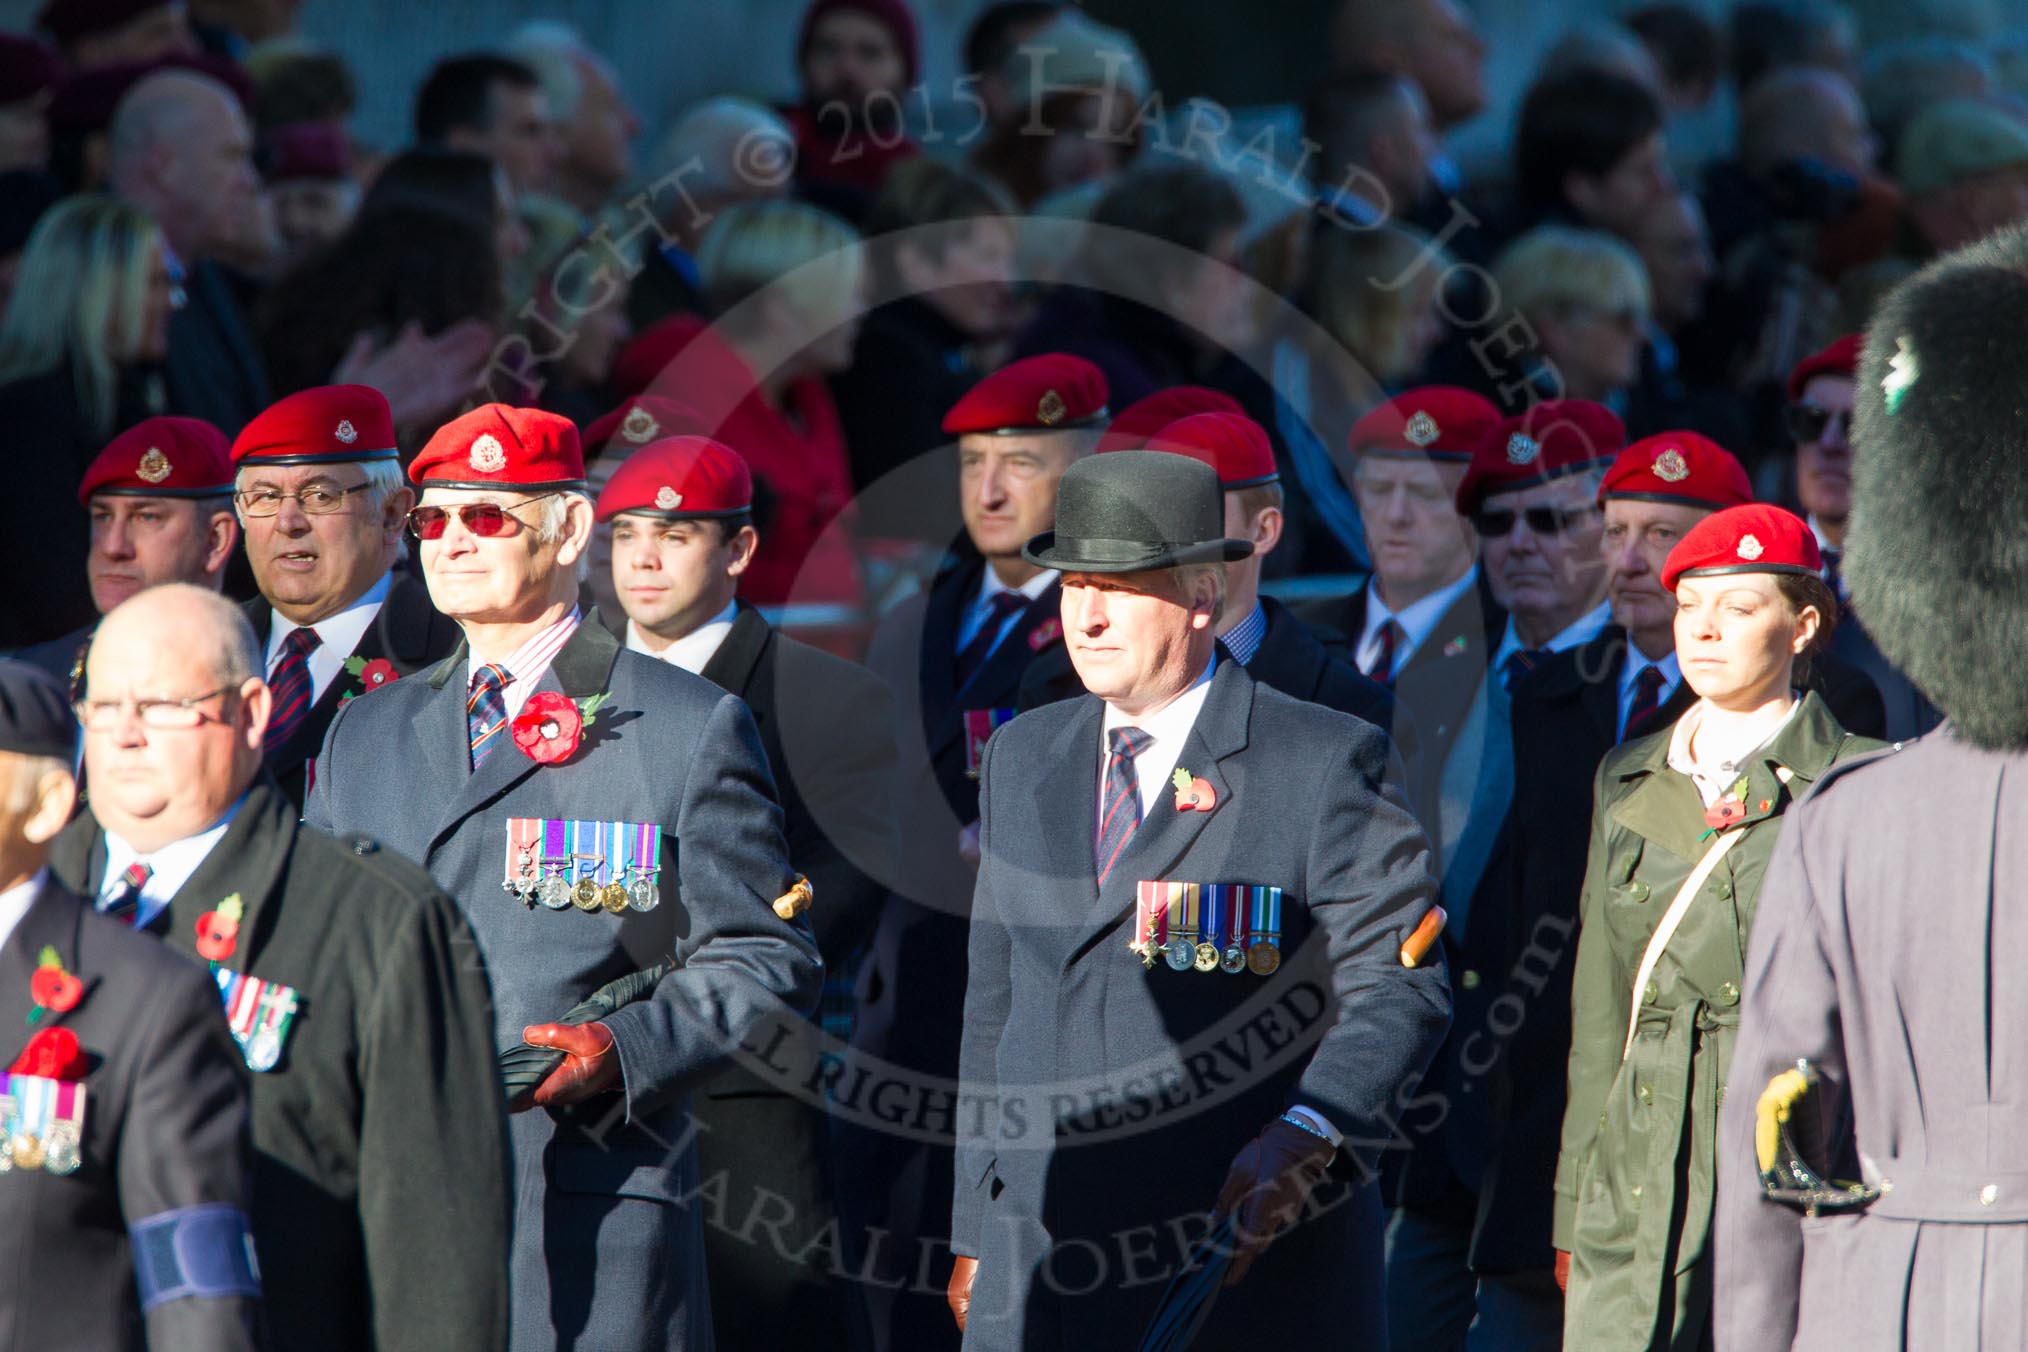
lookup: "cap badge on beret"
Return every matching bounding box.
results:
[335,419,358,445]
[654,486,682,510]
[1652,447,1689,482]
[1737,534,1764,561]
[136,448,172,484]
[622,407,661,444]
[1038,390,1067,426]
[1404,411,1440,447]
[470,434,507,473]
[1506,433,1540,465]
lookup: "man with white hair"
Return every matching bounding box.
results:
[106,65,267,432]
[227,384,460,807]
[307,402,821,1352]
[507,21,639,219]
[628,96,795,331]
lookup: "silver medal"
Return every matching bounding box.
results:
[42,1121,80,1175]
[1165,938,1196,971]
[246,1028,282,1073]
[628,877,659,912]
[538,875,572,910]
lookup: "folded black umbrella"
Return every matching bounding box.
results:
[1136,1214,1240,1351]
[498,962,671,1102]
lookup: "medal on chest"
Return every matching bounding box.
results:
[1131,882,1281,975]
[0,1073,87,1175]
[503,818,662,913]
[963,708,1015,780]
[213,967,302,1073]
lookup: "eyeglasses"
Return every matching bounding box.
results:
[406,493,561,541]
[234,484,372,517]
[1784,403,1852,444]
[74,686,236,731]
[1472,504,1600,538]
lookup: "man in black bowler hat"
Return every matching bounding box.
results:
[948,451,1451,1349]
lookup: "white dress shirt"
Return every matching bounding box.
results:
[1665,697,1805,807]
[266,569,391,704]
[626,602,736,676]
[0,870,44,955]
[956,567,1056,655]
[467,607,582,722]
[1097,658,1216,822]
[1491,600,1613,674]
[1356,565,1482,676]
[1619,650,1683,737]
[100,795,245,931]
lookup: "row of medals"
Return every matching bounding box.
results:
[507,865,661,914]
[0,1114,81,1175]
[1138,930,1280,976]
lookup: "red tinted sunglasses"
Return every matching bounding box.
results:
[406,493,561,541]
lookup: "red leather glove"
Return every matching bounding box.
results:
[516,1022,621,1111]
[1212,1118,1337,1287]
[1554,1249,1571,1293]
[948,1255,978,1332]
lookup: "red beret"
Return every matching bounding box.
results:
[942,353,1110,436]
[1140,412,1279,489]
[231,385,397,468]
[1455,400,1625,517]
[1348,386,1500,463]
[410,404,586,492]
[78,416,232,502]
[0,35,61,105]
[265,121,352,183]
[582,396,705,459]
[1600,431,1752,510]
[595,436,753,523]
[1786,333,1861,402]
[799,0,920,87]
[37,0,171,43]
[1096,386,1244,454]
[1661,503,1823,592]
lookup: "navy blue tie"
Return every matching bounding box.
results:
[1095,727,1153,886]
[1502,648,1549,693]
[467,664,511,769]
[264,626,321,753]
[954,592,1027,690]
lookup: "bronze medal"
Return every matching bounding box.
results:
[1247,944,1280,975]
[599,883,630,914]
[1192,941,1219,972]
[11,1132,43,1171]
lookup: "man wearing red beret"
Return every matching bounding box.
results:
[578,394,705,616]
[306,402,821,1352]
[229,385,460,807]
[12,416,240,695]
[849,351,1102,1347]
[594,433,892,1352]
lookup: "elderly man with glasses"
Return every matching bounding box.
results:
[49,583,512,1352]
[227,385,461,806]
[306,403,821,1352]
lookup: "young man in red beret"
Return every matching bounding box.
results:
[12,416,240,694]
[229,384,460,807]
[850,350,1103,1348]
[307,402,819,1352]
[594,433,891,1352]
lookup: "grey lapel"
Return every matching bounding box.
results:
[1028,696,1104,917]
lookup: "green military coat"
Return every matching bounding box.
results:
[1553,692,1880,1350]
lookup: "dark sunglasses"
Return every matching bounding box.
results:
[406,493,560,541]
[1785,403,1851,444]
[1472,504,1599,538]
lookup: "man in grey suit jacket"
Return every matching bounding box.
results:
[949,452,1451,1350]
[306,404,822,1352]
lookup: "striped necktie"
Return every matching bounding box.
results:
[100,861,152,927]
[954,592,1027,690]
[1502,647,1549,693]
[1094,726,1153,886]
[264,626,322,753]
[467,664,512,769]
[1622,665,1667,741]
[1367,619,1405,685]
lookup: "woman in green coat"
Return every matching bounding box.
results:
[1552,505,1882,1350]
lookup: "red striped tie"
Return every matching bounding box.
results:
[264,626,322,753]
[467,664,512,769]
[101,861,152,926]
[1094,727,1153,886]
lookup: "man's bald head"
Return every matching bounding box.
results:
[95,583,259,692]
[1738,66,1875,178]
[107,69,256,259]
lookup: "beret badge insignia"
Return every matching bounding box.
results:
[1737,534,1764,560]
[469,433,507,473]
[1403,411,1440,447]
[1653,447,1690,482]
[135,448,172,483]
[1506,433,1540,465]
[1037,389,1067,426]
[621,407,660,444]
[654,486,682,510]
[334,419,358,444]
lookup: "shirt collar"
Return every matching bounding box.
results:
[270,568,391,661]
[1101,656,1217,748]
[1665,696,1805,804]
[467,606,582,688]
[625,601,737,676]
[1221,603,1268,666]
[978,566,1057,608]
[0,870,45,958]
[1365,564,1481,660]
[1493,599,1612,671]
[102,792,247,903]
[1620,648,1681,698]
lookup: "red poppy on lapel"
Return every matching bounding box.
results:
[28,947,81,1024]
[1029,618,1062,651]
[1171,768,1217,813]
[10,1027,85,1080]
[514,692,585,764]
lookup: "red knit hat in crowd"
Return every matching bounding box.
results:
[942,353,1110,436]
[1096,386,1244,454]
[1140,412,1279,489]
[1599,431,1753,510]
[410,404,586,492]
[265,122,352,183]
[595,436,753,523]
[1786,334,1862,402]
[797,0,921,87]
[78,417,233,503]
[1661,503,1823,591]
[1348,386,1500,463]
[1454,400,1625,516]
[230,385,398,467]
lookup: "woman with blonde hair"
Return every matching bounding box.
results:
[0,194,177,645]
[1491,224,1652,408]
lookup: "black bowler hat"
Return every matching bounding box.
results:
[1023,451,1253,573]
[0,661,78,760]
